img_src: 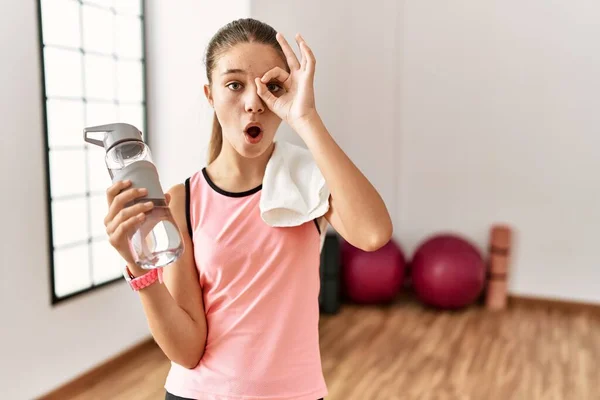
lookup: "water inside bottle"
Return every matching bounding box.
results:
[129,206,184,269]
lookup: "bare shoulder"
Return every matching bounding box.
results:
[167,183,186,204]
[166,183,187,225]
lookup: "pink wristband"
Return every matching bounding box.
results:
[124,266,164,291]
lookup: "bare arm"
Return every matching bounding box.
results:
[255,33,393,252]
[298,113,393,252]
[117,183,207,368]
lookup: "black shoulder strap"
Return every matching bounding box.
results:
[313,218,321,235]
[184,177,193,239]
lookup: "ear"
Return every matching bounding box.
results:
[204,84,214,107]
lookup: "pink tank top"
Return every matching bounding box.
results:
[164,168,328,400]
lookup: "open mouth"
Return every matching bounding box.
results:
[244,123,264,144]
[246,126,262,138]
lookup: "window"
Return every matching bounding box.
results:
[37,0,147,304]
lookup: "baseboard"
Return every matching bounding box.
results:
[37,336,157,400]
[509,294,600,315]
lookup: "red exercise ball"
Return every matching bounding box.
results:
[341,239,406,304]
[411,233,485,309]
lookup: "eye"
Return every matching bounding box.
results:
[226,82,242,91]
[267,82,283,93]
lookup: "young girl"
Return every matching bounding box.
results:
[104,18,392,400]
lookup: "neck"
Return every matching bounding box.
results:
[210,140,274,181]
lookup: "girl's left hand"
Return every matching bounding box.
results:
[255,33,318,131]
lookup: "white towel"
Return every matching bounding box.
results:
[260,140,330,232]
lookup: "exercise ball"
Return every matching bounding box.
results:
[411,233,485,309]
[341,239,406,304]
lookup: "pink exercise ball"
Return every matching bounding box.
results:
[411,233,485,309]
[341,239,406,304]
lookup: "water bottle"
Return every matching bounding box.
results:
[84,122,183,269]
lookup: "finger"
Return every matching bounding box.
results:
[276,32,300,70]
[105,187,148,227]
[297,34,316,73]
[260,67,291,89]
[255,77,278,111]
[110,212,146,245]
[106,200,154,235]
[165,193,171,206]
[296,34,306,70]
[106,180,132,207]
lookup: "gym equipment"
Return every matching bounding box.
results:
[411,233,485,309]
[340,238,406,304]
[485,224,512,310]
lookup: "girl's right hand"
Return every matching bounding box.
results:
[104,180,155,265]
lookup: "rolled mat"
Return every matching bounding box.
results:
[485,224,512,310]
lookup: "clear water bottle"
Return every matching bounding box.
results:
[84,123,183,269]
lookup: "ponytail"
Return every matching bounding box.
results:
[207,112,223,164]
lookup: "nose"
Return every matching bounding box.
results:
[245,87,265,114]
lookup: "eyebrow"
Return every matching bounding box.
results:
[221,68,246,76]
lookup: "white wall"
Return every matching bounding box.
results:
[147,0,251,188]
[397,0,600,303]
[0,2,149,398]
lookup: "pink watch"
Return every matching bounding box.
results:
[123,266,164,291]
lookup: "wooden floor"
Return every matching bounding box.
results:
[44,297,600,400]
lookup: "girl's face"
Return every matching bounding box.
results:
[205,42,288,159]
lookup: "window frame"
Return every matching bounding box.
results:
[36,0,149,305]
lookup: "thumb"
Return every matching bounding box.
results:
[255,78,277,110]
[165,193,171,206]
